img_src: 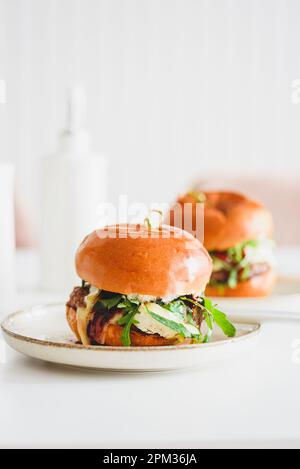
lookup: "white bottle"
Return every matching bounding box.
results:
[0,163,15,315]
[40,84,107,292]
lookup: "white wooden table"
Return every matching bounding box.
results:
[0,248,300,449]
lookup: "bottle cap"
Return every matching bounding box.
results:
[59,84,91,157]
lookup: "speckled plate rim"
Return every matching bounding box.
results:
[1,303,261,352]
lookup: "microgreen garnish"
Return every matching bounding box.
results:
[188,191,206,203]
[144,218,152,229]
[144,209,164,230]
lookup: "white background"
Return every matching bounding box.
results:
[0,0,300,223]
[1,2,300,449]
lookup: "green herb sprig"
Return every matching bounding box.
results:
[117,297,140,346]
[180,296,236,339]
[93,289,236,346]
[188,191,206,203]
[211,239,261,289]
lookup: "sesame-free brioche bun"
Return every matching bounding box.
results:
[205,269,276,298]
[170,191,273,251]
[76,224,212,298]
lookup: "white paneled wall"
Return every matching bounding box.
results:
[0,0,300,224]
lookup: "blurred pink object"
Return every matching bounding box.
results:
[15,192,36,248]
[193,172,300,246]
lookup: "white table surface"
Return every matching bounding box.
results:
[1,248,300,449]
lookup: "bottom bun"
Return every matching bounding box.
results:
[205,269,276,298]
[66,306,81,341]
[66,306,189,346]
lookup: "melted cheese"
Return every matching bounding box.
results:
[76,286,99,345]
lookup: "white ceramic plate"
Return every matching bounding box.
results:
[1,304,261,372]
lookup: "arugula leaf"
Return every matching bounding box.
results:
[117,297,141,346]
[211,239,264,288]
[98,294,122,310]
[240,264,250,281]
[181,296,214,339]
[212,257,232,272]
[146,309,201,340]
[203,326,213,343]
[180,296,204,309]
[228,244,243,263]
[162,300,186,319]
[118,298,140,309]
[203,310,213,330]
[212,308,236,337]
[228,269,238,289]
[204,298,236,338]
[119,307,139,346]
[186,311,197,327]
[117,314,131,326]
[182,296,236,339]
[228,240,258,263]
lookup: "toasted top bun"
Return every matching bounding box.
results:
[170,191,273,251]
[76,224,212,298]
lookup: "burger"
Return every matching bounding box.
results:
[66,224,236,346]
[168,191,276,297]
